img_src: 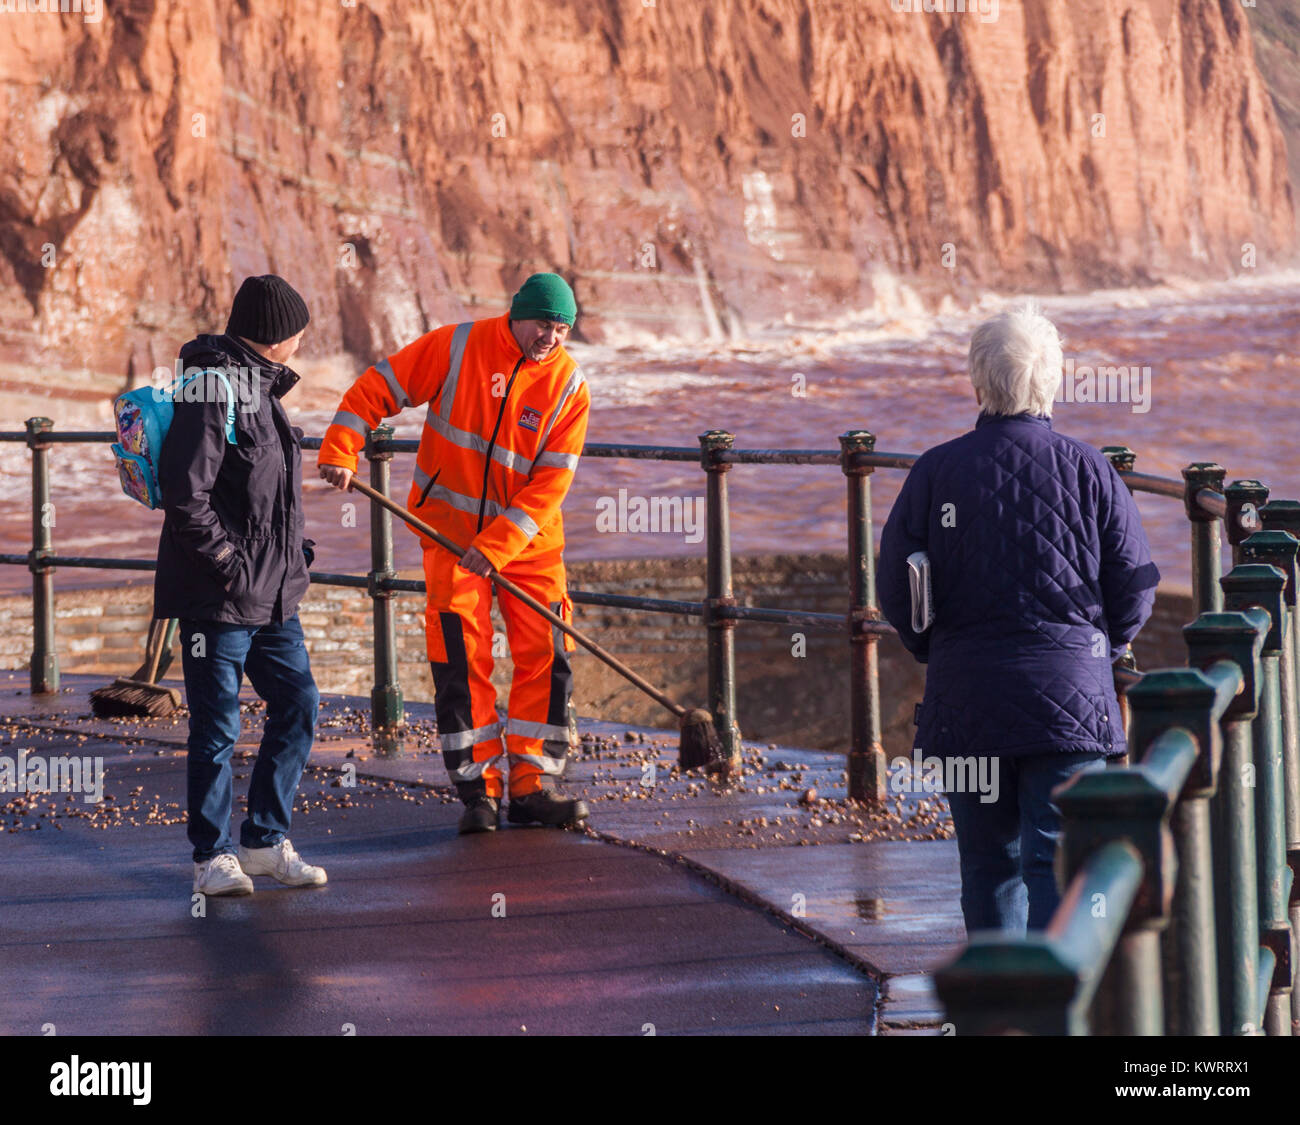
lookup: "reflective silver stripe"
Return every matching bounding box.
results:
[449,752,505,781]
[506,718,571,742]
[533,367,584,466]
[331,410,369,436]
[412,464,503,518]
[506,751,566,775]
[426,412,532,475]
[493,445,531,475]
[439,322,474,422]
[375,357,410,409]
[503,507,539,538]
[533,450,579,471]
[439,721,503,752]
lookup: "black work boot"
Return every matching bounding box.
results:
[507,789,590,828]
[458,795,500,835]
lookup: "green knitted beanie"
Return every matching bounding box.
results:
[509,273,577,326]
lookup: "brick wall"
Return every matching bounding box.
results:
[0,557,1196,757]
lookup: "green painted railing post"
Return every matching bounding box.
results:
[365,426,404,756]
[1053,735,1193,1035]
[1183,463,1227,615]
[699,430,742,772]
[840,430,886,803]
[1104,446,1145,746]
[1100,446,1135,477]
[1261,501,1300,1033]
[1224,481,1269,569]
[934,840,1144,1035]
[25,417,58,694]
[1185,607,1269,1035]
[1129,665,1236,1035]
[1229,542,1295,1036]
[1211,567,1281,1033]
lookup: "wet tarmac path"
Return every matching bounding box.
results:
[1,727,877,1036]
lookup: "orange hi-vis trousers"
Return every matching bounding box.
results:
[424,543,577,800]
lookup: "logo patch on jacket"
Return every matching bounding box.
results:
[518,407,542,432]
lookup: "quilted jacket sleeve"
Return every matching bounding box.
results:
[1096,454,1160,657]
[878,455,930,664]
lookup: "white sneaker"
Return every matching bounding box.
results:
[193,853,254,896]
[237,839,327,887]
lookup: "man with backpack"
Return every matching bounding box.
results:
[153,274,327,896]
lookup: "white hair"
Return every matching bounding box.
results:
[967,301,1062,417]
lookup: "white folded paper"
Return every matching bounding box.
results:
[907,550,934,633]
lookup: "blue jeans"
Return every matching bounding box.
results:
[945,752,1108,935]
[180,615,319,862]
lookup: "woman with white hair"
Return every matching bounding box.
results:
[878,302,1160,935]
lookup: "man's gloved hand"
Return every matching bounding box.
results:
[303,538,316,569]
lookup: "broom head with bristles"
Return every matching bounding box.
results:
[89,678,181,719]
[679,707,729,772]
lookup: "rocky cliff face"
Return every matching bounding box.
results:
[0,0,1293,389]
[1249,0,1300,201]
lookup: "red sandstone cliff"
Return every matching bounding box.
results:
[0,0,1293,388]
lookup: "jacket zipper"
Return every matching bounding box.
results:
[477,355,525,532]
[277,399,291,623]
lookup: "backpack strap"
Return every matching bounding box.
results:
[177,368,238,444]
[203,368,239,445]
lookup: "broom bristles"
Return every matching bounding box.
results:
[679,707,727,772]
[89,679,180,719]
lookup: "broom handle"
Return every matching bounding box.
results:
[348,478,687,720]
[143,617,166,683]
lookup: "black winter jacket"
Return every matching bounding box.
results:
[153,333,313,626]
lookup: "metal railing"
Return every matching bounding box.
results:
[0,421,1247,804]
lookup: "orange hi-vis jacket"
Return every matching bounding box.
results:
[317,314,590,571]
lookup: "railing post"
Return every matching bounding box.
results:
[1224,480,1269,569]
[25,417,58,695]
[699,430,742,770]
[1054,735,1190,1035]
[365,425,404,756]
[1128,665,1234,1035]
[839,430,885,803]
[934,840,1144,1035]
[1183,463,1227,616]
[1261,499,1300,1033]
[1186,607,1268,1034]
[1103,447,1143,748]
[1209,569,1276,1033]
[1228,543,1295,1036]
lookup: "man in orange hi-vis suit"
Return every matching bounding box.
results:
[318,274,591,834]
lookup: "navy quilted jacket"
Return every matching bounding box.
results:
[878,413,1160,759]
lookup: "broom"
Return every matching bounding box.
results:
[349,479,733,774]
[89,616,182,718]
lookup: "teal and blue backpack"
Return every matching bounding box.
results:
[111,368,238,509]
